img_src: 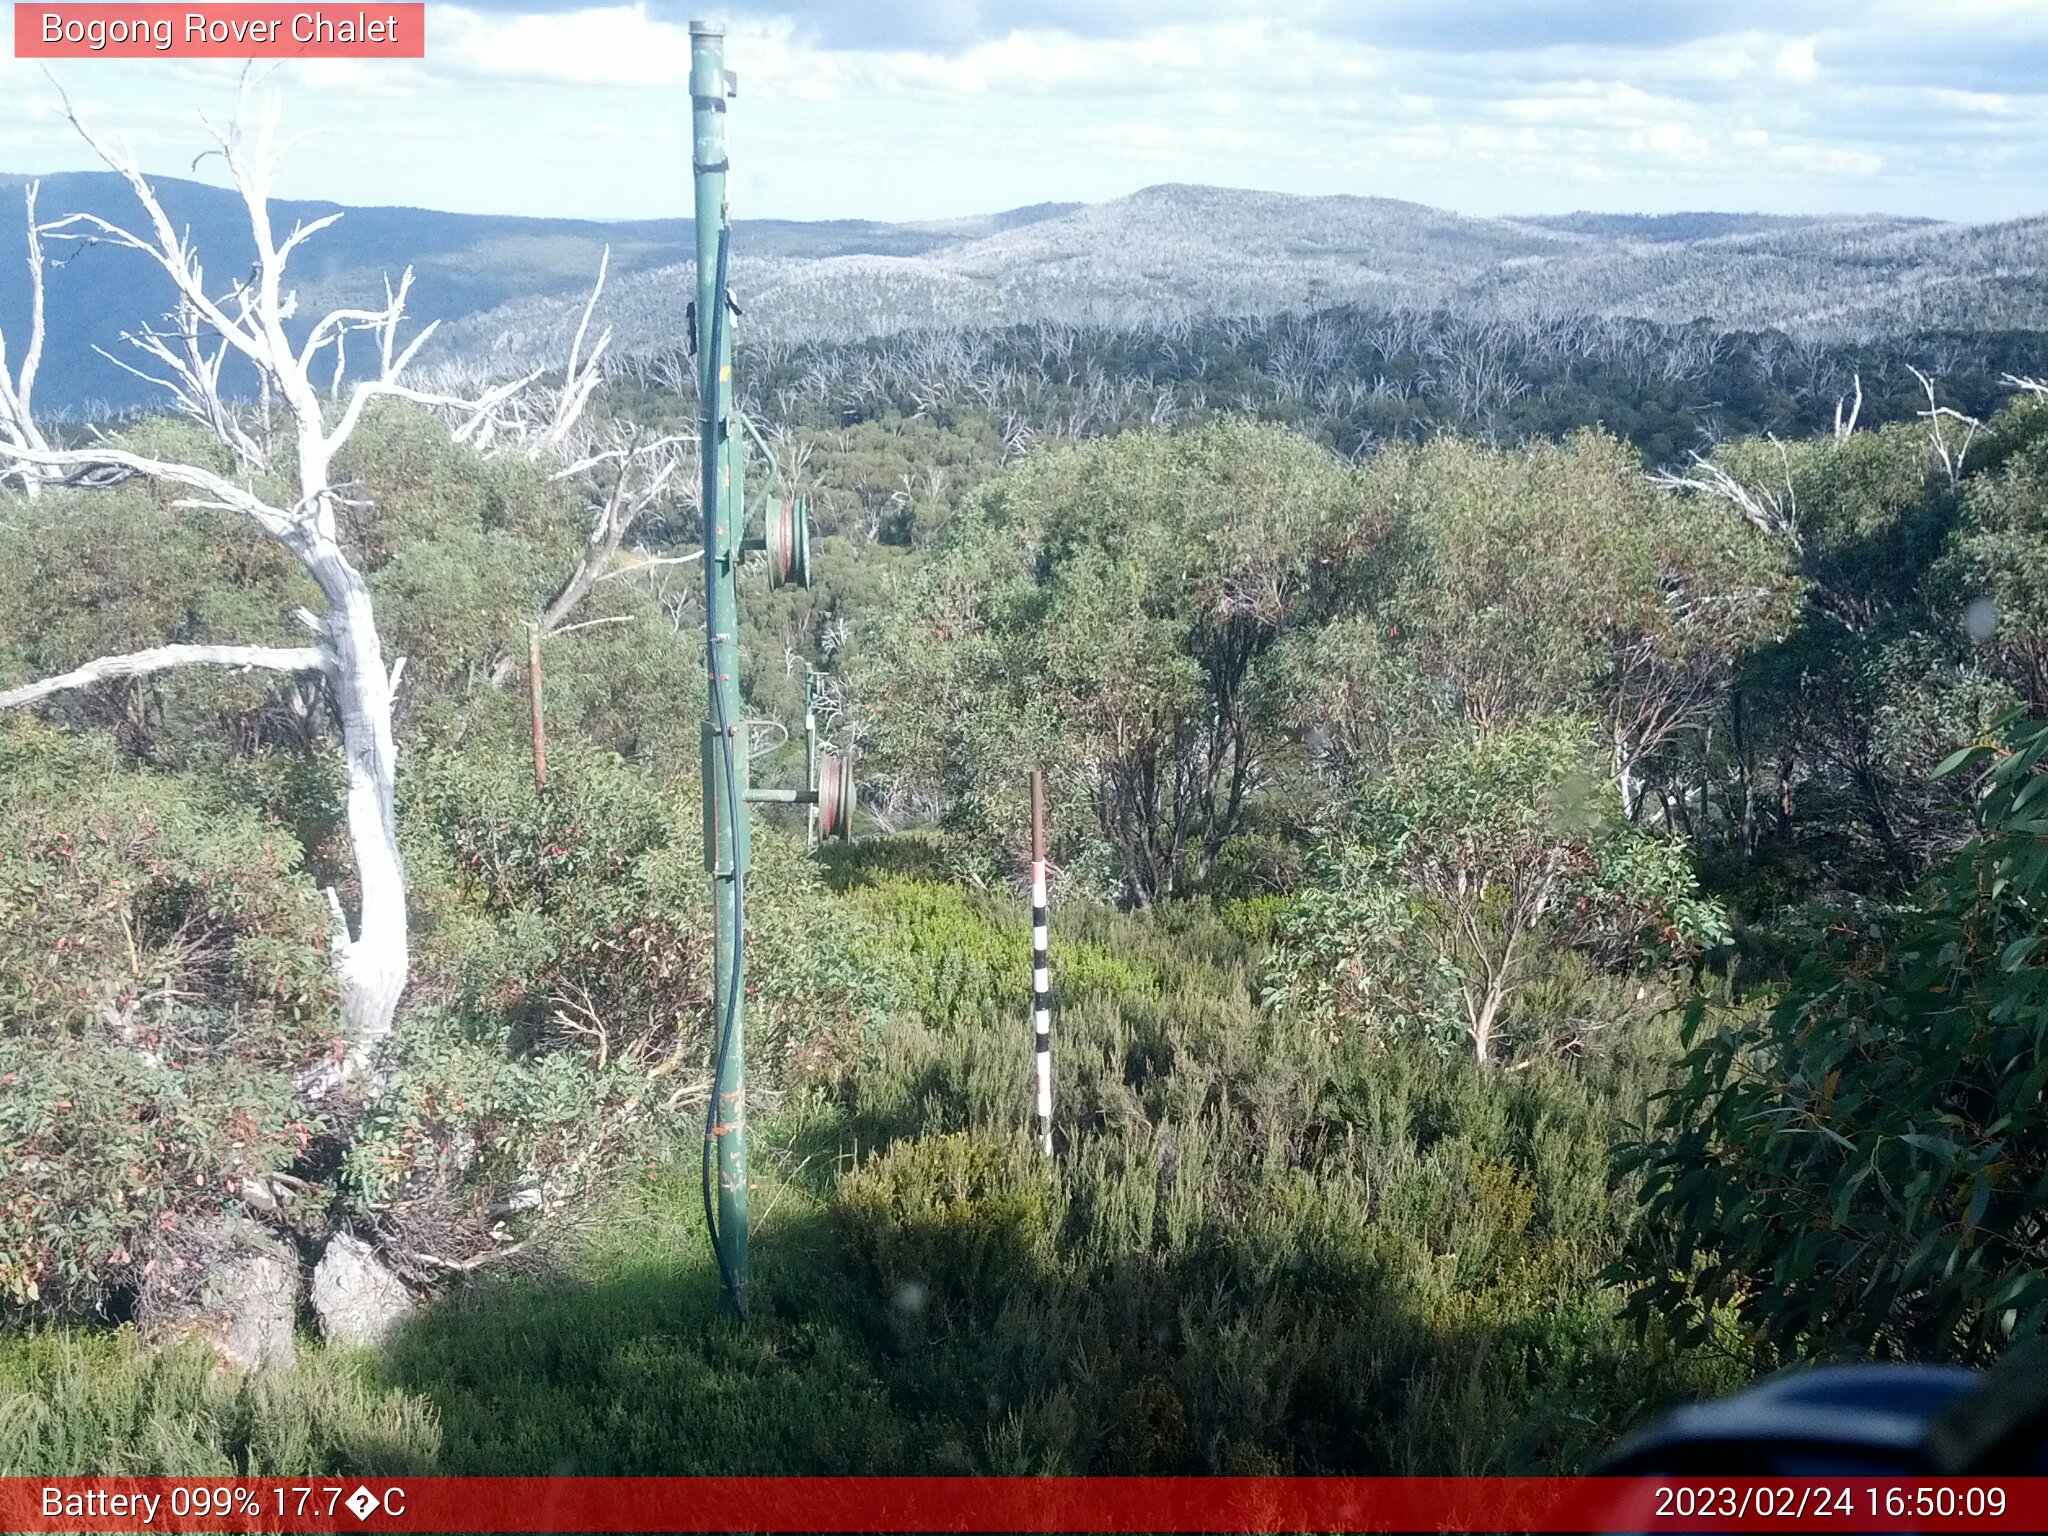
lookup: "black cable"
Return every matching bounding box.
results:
[700,220,746,1313]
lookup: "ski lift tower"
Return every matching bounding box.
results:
[690,20,854,1318]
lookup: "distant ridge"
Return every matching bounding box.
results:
[0,174,2041,411]
[1514,211,1844,243]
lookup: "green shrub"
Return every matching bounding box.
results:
[349,729,891,1258]
[850,418,1382,903]
[814,885,1727,1473]
[1621,713,2048,1364]
[1267,719,1724,1063]
[0,721,336,1315]
[837,1131,1055,1316]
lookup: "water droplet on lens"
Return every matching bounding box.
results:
[1965,596,2000,643]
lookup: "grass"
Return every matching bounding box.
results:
[0,1331,439,1477]
[2,856,1745,1477]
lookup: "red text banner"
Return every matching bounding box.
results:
[1,1476,2044,1532]
[13,4,425,58]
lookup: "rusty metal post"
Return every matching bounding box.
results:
[527,623,547,790]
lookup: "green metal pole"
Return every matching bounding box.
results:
[692,18,748,1315]
[805,669,819,850]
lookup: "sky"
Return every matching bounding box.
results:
[1,1,2045,225]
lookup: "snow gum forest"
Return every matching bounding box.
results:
[2,104,2047,1479]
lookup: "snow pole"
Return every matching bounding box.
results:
[1030,771,1053,1156]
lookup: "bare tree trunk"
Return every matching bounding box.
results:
[1614,727,1644,823]
[0,182,51,497]
[1470,990,1499,1065]
[312,553,409,1057]
[484,430,688,689]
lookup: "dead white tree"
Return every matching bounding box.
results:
[1907,365,1980,491]
[0,181,52,496]
[1650,436,1802,556]
[486,420,694,686]
[0,88,551,1066]
[1833,372,1862,438]
[419,255,710,687]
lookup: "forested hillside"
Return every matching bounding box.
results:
[8,171,2048,413]
[3,146,2047,1480]
[449,184,2048,367]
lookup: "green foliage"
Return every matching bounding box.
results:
[853,417,1379,902]
[345,727,889,1254]
[838,1131,1055,1318]
[0,1331,439,1476]
[1621,713,2048,1364]
[838,867,1153,1037]
[1713,422,1951,627]
[339,1006,671,1223]
[1369,431,1799,740]
[1938,396,2048,714]
[812,881,1731,1472]
[1268,720,1724,1062]
[339,403,579,695]
[8,341,2046,1483]
[367,1178,913,1475]
[405,729,881,1070]
[1263,612,1449,775]
[1670,413,2025,892]
[0,443,314,765]
[318,878,1725,1477]
[0,720,336,1314]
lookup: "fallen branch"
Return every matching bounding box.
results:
[405,1241,530,1274]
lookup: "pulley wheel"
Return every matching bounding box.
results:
[766,494,812,589]
[816,747,855,842]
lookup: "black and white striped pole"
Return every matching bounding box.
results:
[1030,770,1053,1157]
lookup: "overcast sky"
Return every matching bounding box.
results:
[2,2,2044,224]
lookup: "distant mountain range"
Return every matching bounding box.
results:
[2,172,2044,412]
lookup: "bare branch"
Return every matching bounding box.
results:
[0,642,323,710]
[1650,443,1801,555]
[97,302,270,469]
[487,423,693,684]
[529,249,612,458]
[40,80,272,377]
[276,209,344,266]
[0,439,298,540]
[327,369,543,458]
[590,549,704,585]
[548,615,636,639]
[1907,364,1980,490]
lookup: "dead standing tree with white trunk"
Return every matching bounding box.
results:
[0,181,53,495]
[406,255,702,690]
[0,90,554,1067]
[484,425,698,687]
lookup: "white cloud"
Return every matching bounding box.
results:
[0,0,2041,221]
[1774,38,1819,84]
[430,5,693,86]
